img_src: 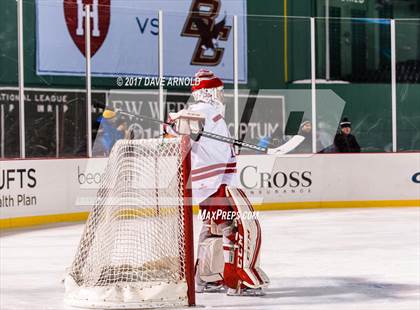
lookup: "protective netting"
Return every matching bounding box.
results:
[65,137,193,308]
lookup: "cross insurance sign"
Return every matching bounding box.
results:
[36,0,247,82]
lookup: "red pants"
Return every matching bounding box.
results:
[199,184,233,225]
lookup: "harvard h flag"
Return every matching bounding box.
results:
[63,0,110,57]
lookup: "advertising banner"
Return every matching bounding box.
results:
[104,90,285,144]
[1,154,419,222]
[36,0,247,82]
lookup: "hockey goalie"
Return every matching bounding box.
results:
[165,69,270,296]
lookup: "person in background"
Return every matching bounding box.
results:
[93,109,127,156]
[292,119,313,153]
[334,117,361,153]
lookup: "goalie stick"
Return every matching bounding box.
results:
[104,110,304,155]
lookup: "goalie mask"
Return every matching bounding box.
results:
[192,69,225,117]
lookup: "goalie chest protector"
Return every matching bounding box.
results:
[187,102,237,204]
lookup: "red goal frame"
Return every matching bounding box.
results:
[181,136,195,306]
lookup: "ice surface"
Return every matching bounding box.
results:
[1,208,419,310]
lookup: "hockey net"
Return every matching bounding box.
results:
[64,137,195,309]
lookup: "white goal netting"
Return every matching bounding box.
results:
[64,137,194,309]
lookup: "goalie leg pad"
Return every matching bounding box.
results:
[196,184,235,289]
[223,187,270,290]
[196,237,224,283]
[195,220,225,288]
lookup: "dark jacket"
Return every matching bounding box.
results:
[334,133,361,153]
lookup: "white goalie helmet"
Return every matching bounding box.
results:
[191,69,225,116]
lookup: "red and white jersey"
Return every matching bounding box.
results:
[188,102,237,204]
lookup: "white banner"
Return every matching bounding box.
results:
[1,154,419,221]
[237,154,420,204]
[36,0,247,82]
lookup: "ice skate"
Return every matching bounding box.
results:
[196,279,225,293]
[227,286,265,296]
